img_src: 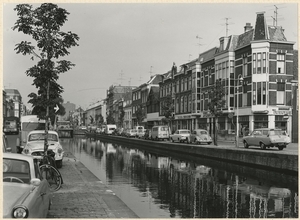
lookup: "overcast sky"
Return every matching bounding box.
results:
[3,2,298,110]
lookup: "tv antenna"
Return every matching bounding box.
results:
[118,70,124,85]
[221,18,234,37]
[149,66,153,77]
[196,35,203,53]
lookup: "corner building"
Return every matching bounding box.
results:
[233,12,294,136]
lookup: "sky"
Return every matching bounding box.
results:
[2,2,298,110]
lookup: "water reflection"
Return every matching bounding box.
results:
[62,137,298,218]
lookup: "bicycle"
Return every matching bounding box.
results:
[38,149,63,192]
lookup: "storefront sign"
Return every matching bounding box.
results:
[272,110,292,115]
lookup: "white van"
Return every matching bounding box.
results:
[135,126,145,138]
[105,124,117,135]
[151,125,170,141]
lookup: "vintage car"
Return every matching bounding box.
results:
[126,129,137,138]
[3,153,52,218]
[21,130,64,168]
[188,129,213,145]
[243,128,290,150]
[170,129,191,143]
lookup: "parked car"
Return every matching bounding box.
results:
[21,130,64,168]
[3,153,52,218]
[121,129,128,137]
[96,127,102,133]
[137,128,145,138]
[151,126,170,141]
[243,128,290,150]
[3,134,12,153]
[189,129,212,145]
[170,129,191,143]
[126,129,137,138]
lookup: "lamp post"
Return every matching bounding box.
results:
[236,74,243,148]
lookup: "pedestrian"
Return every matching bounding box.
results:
[242,126,246,137]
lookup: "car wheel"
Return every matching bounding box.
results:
[172,138,174,143]
[243,141,249,148]
[260,142,266,150]
[207,142,211,145]
[56,159,63,169]
[278,146,284,150]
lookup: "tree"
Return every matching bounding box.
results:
[135,104,145,126]
[118,108,125,127]
[161,95,175,132]
[207,79,226,146]
[95,114,104,126]
[106,110,115,124]
[13,3,79,150]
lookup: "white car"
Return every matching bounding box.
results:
[3,153,52,218]
[22,130,64,168]
[170,129,191,143]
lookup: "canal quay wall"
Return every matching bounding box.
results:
[87,133,298,174]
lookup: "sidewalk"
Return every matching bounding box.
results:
[47,150,138,218]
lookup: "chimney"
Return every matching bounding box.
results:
[244,23,253,32]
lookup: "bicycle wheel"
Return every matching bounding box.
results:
[39,164,62,191]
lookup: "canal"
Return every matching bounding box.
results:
[60,136,298,218]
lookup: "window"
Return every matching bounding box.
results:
[253,53,256,74]
[277,54,285,74]
[180,96,184,113]
[263,52,266,73]
[243,57,247,77]
[184,96,187,112]
[277,82,285,104]
[253,82,256,105]
[188,95,192,112]
[176,97,179,113]
[257,82,261,104]
[257,53,261,74]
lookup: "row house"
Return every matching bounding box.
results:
[105,11,297,141]
[106,85,137,124]
[152,11,296,138]
[132,74,163,128]
[233,12,294,136]
[123,91,133,129]
[84,100,106,126]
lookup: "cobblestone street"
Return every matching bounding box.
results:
[47,151,138,218]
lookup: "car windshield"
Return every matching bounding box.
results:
[131,129,137,132]
[179,130,190,134]
[269,130,283,135]
[198,131,208,135]
[28,133,58,142]
[3,158,31,184]
[160,127,168,131]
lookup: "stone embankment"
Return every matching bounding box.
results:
[88,133,298,174]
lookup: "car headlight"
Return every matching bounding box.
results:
[12,205,28,218]
[23,148,30,154]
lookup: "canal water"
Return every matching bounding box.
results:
[60,136,298,218]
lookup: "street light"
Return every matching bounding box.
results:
[236,74,244,148]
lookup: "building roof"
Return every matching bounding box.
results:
[236,12,289,49]
[199,47,218,64]
[5,89,21,96]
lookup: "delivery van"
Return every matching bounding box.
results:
[151,125,170,141]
